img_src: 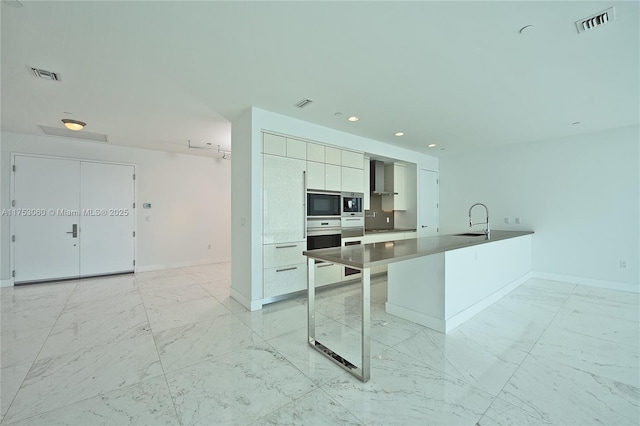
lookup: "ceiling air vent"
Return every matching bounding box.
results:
[295,98,313,108]
[576,7,615,33]
[29,67,61,81]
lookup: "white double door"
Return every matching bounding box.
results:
[13,155,135,283]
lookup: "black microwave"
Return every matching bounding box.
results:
[307,191,341,217]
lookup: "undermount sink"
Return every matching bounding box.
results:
[453,233,487,237]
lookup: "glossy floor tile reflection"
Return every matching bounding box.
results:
[1,266,638,425]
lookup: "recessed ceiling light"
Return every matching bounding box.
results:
[62,119,86,131]
[394,132,404,137]
[519,25,535,35]
[428,143,437,148]
[347,116,359,122]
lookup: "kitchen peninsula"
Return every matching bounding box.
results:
[304,230,533,381]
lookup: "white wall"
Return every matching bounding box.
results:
[439,126,639,291]
[1,131,231,282]
[230,107,438,309]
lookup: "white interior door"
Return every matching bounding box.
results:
[14,156,81,283]
[80,162,135,276]
[419,169,439,237]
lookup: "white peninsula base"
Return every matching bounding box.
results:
[386,234,532,333]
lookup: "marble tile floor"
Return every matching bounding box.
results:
[1,262,638,425]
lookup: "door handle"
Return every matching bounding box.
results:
[66,224,78,238]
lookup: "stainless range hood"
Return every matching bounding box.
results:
[370,160,397,195]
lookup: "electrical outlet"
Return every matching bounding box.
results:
[504,217,509,224]
[515,217,521,225]
[620,261,627,269]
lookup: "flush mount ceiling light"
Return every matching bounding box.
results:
[347,116,359,122]
[394,132,404,137]
[428,143,437,148]
[61,119,86,131]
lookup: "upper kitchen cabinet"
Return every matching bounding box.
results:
[263,133,287,156]
[286,138,306,160]
[382,163,407,211]
[263,154,306,244]
[342,166,364,193]
[306,143,342,191]
[341,151,364,193]
[325,147,341,165]
[263,133,307,159]
[341,150,364,169]
[306,142,324,163]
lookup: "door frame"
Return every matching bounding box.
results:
[418,167,440,238]
[9,153,137,286]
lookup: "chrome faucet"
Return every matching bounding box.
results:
[469,203,490,238]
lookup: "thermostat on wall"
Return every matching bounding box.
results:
[143,203,152,209]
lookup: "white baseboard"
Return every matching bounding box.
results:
[533,272,639,294]
[136,256,231,273]
[230,288,262,311]
[385,303,445,333]
[386,271,532,334]
[445,271,533,332]
[1,278,14,288]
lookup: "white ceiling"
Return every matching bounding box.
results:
[2,1,638,158]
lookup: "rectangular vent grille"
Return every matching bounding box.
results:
[295,98,313,108]
[29,67,61,81]
[576,7,615,33]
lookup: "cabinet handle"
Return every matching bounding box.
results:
[317,263,333,268]
[275,245,297,249]
[345,218,360,221]
[276,267,298,273]
[303,171,307,239]
[422,225,428,228]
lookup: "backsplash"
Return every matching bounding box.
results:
[365,195,394,230]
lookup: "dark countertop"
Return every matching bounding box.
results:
[304,230,534,269]
[364,228,416,235]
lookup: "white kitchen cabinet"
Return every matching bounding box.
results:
[287,138,306,160]
[263,154,306,244]
[382,163,407,211]
[306,161,325,190]
[308,160,341,191]
[315,262,342,287]
[307,143,325,162]
[341,166,364,193]
[263,242,306,268]
[325,147,341,165]
[263,264,306,298]
[263,133,287,156]
[325,164,342,191]
[341,150,364,169]
[364,157,370,210]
